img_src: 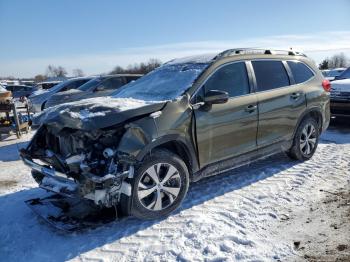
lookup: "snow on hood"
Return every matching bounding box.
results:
[165,53,217,65]
[331,79,350,91]
[33,96,166,130]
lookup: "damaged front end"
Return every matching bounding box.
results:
[20,124,139,208]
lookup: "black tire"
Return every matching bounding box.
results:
[130,149,189,220]
[287,117,320,161]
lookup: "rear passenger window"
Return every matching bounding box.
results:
[252,61,290,91]
[287,61,314,84]
[204,62,250,98]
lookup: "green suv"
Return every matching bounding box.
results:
[21,49,330,220]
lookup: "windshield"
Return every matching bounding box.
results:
[337,68,350,80]
[112,63,208,101]
[45,80,72,93]
[78,77,103,91]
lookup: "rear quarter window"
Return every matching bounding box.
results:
[287,61,314,84]
[252,60,290,91]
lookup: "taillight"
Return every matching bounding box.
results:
[322,79,331,92]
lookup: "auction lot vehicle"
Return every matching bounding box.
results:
[5,85,38,98]
[330,78,350,117]
[321,68,346,81]
[28,77,93,113]
[20,49,330,222]
[44,74,142,109]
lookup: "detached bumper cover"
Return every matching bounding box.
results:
[25,194,116,232]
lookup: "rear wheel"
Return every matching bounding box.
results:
[287,117,319,161]
[130,150,189,220]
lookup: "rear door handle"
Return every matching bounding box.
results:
[291,92,301,99]
[245,104,257,113]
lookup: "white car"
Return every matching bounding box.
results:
[330,75,350,117]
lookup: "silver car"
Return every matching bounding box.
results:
[28,77,93,113]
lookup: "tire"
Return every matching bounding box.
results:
[287,117,320,161]
[130,149,189,220]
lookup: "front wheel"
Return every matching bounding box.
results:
[130,150,189,220]
[287,117,320,161]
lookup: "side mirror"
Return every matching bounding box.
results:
[204,90,229,104]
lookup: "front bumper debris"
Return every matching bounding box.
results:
[25,194,117,232]
[20,150,133,207]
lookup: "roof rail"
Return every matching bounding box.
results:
[215,48,307,60]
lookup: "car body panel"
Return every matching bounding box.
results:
[5,85,38,98]
[194,94,258,167]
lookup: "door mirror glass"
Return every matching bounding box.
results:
[204,90,229,104]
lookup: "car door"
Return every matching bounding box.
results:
[193,61,258,167]
[251,60,307,148]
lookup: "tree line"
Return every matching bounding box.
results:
[33,58,162,82]
[4,53,349,82]
[318,53,349,70]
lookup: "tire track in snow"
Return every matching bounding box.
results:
[75,140,349,262]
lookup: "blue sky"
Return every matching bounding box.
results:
[1,0,350,77]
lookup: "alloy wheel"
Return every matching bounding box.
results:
[300,123,317,156]
[137,163,181,211]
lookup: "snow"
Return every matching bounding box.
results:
[165,53,217,65]
[0,123,349,261]
[31,89,48,96]
[112,63,208,101]
[35,97,155,122]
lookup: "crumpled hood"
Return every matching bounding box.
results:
[331,79,350,92]
[33,96,166,131]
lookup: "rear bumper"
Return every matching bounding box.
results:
[330,99,350,116]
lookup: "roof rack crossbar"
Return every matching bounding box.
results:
[215,48,307,59]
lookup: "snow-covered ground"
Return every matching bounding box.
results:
[0,120,349,261]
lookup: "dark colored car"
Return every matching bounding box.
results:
[21,48,330,221]
[44,74,142,109]
[5,85,38,98]
[28,77,94,113]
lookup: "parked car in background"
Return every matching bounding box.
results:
[21,48,330,220]
[5,85,38,98]
[322,68,346,81]
[35,81,61,90]
[28,77,93,113]
[44,74,142,109]
[330,73,350,117]
[333,67,350,81]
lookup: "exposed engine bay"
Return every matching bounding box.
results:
[20,124,138,208]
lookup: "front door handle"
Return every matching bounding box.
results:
[245,104,257,113]
[291,92,301,99]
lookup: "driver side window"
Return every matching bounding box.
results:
[204,62,250,98]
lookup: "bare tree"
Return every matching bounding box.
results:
[46,65,68,78]
[34,74,46,82]
[328,53,349,68]
[72,68,84,77]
